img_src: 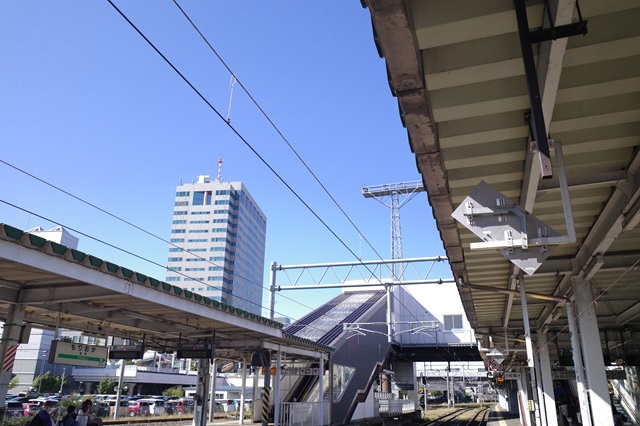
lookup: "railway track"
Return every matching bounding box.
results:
[421,406,489,426]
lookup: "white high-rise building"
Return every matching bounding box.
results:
[165,175,267,314]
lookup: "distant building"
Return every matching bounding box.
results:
[166,175,267,314]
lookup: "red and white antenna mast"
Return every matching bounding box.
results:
[217,158,223,182]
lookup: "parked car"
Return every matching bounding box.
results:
[142,399,165,415]
[23,402,40,417]
[7,396,30,403]
[128,399,165,417]
[128,400,149,417]
[4,401,25,418]
[165,398,194,414]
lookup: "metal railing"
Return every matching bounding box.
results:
[378,397,419,417]
[279,401,329,426]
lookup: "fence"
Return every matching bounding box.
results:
[279,401,329,426]
[378,397,419,417]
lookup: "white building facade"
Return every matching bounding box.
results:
[166,176,267,314]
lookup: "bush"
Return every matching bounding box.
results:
[162,387,184,398]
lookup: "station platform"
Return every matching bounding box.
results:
[487,406,521,426]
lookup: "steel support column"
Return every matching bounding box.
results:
[319,353,325,426]
[239,357,247,425]
[269,261,278,320]
[566,301,591,426]
[573,277,614,426]
[274,348,282,426]
[537,332,558,426]
[209,359,217,422]
[193,360,210,426]
[533,346,548,426]
[518,370,532,426]
[521,275,542,426]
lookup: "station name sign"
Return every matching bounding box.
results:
[176,342,215,359]
[50,341,107,368]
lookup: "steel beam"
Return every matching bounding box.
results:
[514,0,553,178]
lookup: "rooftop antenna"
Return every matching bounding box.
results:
[217,158,223,182]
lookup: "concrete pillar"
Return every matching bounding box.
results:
[0,303,26,406]
[573,277,614,426]
[538,332,558,426]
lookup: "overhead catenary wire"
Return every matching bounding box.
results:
[168,0,435,328]
[106,0,431,329]
[169,0,389,276]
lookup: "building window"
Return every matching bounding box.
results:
[170,238,184,243]
[443,314,463,330]
[172,220,187,224]
[166,277,180,282]
[171,229,185,234]
[176,191,190,197]
[193,191,212,206]
[167,257,183,262]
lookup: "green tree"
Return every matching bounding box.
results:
[9,376,18,390]
[162,387,184,398]
[96,376,118,395]
[33,371,65,393]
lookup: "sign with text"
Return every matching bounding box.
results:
[552,370,576,380]
[49,341,107,367]
[283,367,320,376]
[504,372,521,380]
[176,342,214,359]
[109,345,144,360]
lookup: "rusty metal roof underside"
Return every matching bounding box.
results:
[362,0,640,363]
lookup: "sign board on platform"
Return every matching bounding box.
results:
[552,370,576,380]
[109,345,144,360]
[607,369,626,380]
[176,342,215,359]
[504,372,521,380]
[283,367,319,376]
[452,181,560,275]
[49,341,107,368]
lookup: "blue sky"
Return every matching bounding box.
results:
[0,1,452,321]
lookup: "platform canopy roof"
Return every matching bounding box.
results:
[0,224,331,361]
[362,0,640,364]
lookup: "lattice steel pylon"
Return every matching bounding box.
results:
[362,180,425,280]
